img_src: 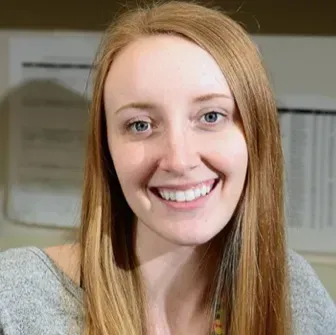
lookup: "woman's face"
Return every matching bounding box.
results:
[104,35,248,246]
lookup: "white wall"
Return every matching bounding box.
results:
[0,31,335,301]
[254,35,336,99]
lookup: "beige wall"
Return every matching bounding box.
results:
[0,30,335,301]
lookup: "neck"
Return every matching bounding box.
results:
[135,221,213,332]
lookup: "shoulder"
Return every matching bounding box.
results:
[0,244,80,291]
[0,246,63,308]
[287,249,336,335]
[0,244,81,298]
[0,246,83,335]
[0,247,45,292]
[0,247,53,333]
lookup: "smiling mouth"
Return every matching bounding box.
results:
[150,178,219,203]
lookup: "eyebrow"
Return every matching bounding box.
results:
[192,93,232,103]
[114,92,232,115]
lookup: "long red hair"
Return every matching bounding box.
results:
[79,1,292,334]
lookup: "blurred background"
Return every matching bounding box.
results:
[0,0,335,301]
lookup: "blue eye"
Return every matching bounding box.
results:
[128,120,151,133]
[201,111,224,124]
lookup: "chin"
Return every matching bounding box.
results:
[135,195,234,248]
[153,223,225,247]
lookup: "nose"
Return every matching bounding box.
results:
[158,130,200,175]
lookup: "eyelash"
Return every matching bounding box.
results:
[200,111,225,125]
[126,118,153,133]
[126,111,226,134]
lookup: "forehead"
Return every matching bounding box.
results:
[104,35,232,106]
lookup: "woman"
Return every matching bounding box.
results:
[0,1,335,334]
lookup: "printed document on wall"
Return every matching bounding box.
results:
[7,34,100,228]
[279,95,336,254]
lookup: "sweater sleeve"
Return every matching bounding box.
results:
[288,250,336,335]
[321,284,336,335]
[0,300,13,335]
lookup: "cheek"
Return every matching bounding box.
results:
[226,138,248,174]
[113,143,146,170]
[108,139,150,187]
[208,130,248,176]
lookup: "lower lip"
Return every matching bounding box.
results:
[151,181,218,210]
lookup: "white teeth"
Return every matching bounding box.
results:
[185,189,195,201]
[194,188,201,198]
[163,190,169,200]
[176,191,185,202]
[158,182,215,202]
[201,185,207,196]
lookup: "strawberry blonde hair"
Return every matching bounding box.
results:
[79,1,292,334]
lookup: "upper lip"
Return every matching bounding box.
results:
[151,178,218,191]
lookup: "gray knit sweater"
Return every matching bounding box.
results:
[0,247,335,334]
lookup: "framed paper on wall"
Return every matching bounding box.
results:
[278,94,336,255]
[6,33,100,228]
